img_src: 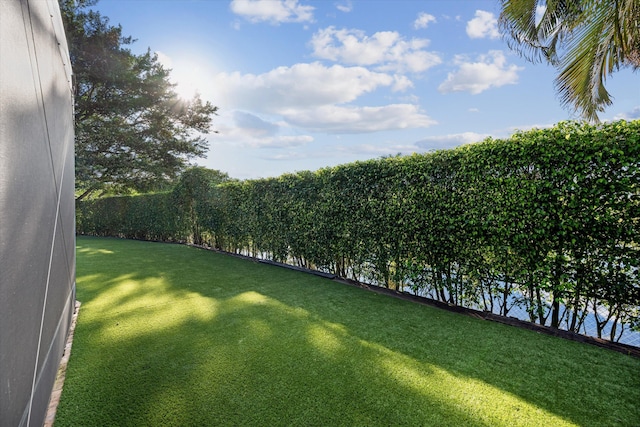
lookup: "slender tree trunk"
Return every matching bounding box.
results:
[536,287,547,325]
[501,281,512,317]
[569,258,585,332]
[609,315,619,342]
[551,292,560,329]
[480,279,490,312]
[430,269,444,301]
[445,264,455,305]
[527,282,537,322]
[75,187,96,202]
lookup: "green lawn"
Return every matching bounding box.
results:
[55,237,640,426]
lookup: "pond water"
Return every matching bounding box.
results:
[235,250,640,348]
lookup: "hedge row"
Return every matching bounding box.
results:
[77,120,640,341]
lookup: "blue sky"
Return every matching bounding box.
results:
[94,0,639,180]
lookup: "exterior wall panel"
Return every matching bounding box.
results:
[0,1,76,425]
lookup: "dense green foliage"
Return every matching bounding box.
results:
[76,167,231,242]
[60,0,218,200]
[76,192,186,241]
[56,237,640,426]
[76,120,640,340]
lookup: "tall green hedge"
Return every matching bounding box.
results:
[77,120,640,341]
[76,192,189,241]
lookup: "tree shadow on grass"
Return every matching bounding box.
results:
[57,237,640,426]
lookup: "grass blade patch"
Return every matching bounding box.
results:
[55,237,640,426]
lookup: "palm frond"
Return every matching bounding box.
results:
[501,0,640,122]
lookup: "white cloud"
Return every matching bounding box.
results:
[414,12,436,29]
[468,107,480,113]
[252,135,314,149]
[224,132,314,149]
[212,62,434,135]
[613,106,640,120]
[415,132,490,150]
[337,131,494,157]
[260,151,311,161]
[438,51,523,94]
[217,114,313,149]
[283,104,436,133]
[211,63,432,135]
[213,62,404,113]
[336,0,352,13]
[466,10,499,39]
[310,26,441,73]
[392,74,414,92]
[233,111,279,137]
[230,0,314,24]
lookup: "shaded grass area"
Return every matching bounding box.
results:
[56,237,640,426]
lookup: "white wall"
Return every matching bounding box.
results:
[0,1,76,425]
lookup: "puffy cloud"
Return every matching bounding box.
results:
[310,26,441,73]
[230,0,314,24]
[414,12,437,29]
[466,10,499,39]
[438,50,523,94]
[217,114,313,149]
[283,104,436,133]
[392,74,414,92]
[415,132,490,150]
[613,106,640,120]
[211,61,432,136]
[213,62,404,113]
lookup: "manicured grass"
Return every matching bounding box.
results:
[56,237,640,426]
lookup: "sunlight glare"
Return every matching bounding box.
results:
[156,50,216,101]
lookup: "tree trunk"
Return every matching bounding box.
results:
[75,187,96,202]
[550,293,560,329]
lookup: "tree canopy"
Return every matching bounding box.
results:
[60,0,218,200]
[499,0,640,122]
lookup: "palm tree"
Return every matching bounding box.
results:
[499,0,639,122]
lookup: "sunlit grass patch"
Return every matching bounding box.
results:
[55,237,640,426]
